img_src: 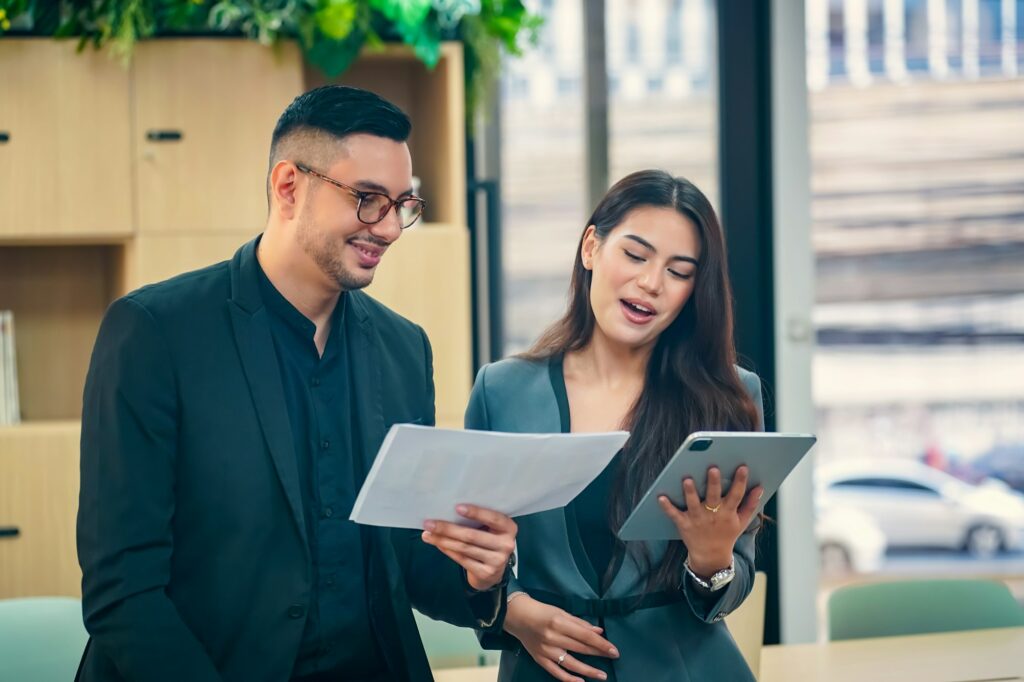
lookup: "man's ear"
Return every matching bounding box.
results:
[269,161,301,220]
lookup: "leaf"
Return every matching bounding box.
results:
[11,0,544,119]
[409,17,439,66]
[208,1,243,30]
[315,0,356,40]
[369,0,431,28]
[304,25,365,76]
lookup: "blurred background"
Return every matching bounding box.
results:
[0,0,1021,663]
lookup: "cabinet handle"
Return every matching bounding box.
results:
[0,526,20,539]
[146,130,183,142]
[0,132,10,144]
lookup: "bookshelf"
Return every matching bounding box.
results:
[0,244,126,422]
[0,39,474,598]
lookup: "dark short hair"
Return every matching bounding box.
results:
[269,85,411,165]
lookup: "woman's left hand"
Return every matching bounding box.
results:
[657,465,763,577]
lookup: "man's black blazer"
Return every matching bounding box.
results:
[76,237,499,681]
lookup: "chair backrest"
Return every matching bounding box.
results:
[414,609,500,670]
[725,571,767,680]
[0,597,88,681]
[828,579,1024,641]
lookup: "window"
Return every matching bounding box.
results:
[501,0,586,353]
[807,0,1024,635]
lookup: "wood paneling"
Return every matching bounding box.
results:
[367,224,472,429]
[0,421,82,598]
[0,245,124,420]
[0,40,132,239]
[133,40,303,234]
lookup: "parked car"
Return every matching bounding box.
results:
[817,459,1024,558]
[971,443,1024,494]
[816,502,887,577]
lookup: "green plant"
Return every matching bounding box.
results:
[0,0,541,116]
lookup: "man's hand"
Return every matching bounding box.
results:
[421,504,518,591]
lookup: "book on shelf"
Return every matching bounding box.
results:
[0,310,20,426]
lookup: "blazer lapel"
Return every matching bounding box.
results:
[547,356,605,598]
[345,293,417,677]
[346,293,387,478]
[227,239,309,553]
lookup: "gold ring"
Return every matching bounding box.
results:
[704,503,721,513]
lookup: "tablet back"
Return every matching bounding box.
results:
[616,431,816,542]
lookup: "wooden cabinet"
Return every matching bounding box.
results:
[0,39,476,598]
[133,40,304,234]
[0,41,133,239]
[0,422,82,598]
[0,244,126,421]
[368,224,472,428]
[125,233,244,289]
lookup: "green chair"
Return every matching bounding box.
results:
[828,579,1024,641]
[0,597,88,680]
[414,610,500,670]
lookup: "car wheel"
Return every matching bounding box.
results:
[965,524,1004,558]
[820,543,852,577]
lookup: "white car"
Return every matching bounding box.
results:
[817,459,1024,558]
[816,503,887,577]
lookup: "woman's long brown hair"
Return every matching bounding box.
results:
[522,169,761,591]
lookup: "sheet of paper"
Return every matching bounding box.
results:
[350,424,630,529]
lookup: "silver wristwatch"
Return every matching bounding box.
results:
[684,555,736,592]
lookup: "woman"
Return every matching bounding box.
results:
[463,170,765,681]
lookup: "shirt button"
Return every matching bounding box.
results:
[326,576,336,587]
[287,604,306,619]
[311,377,321,387]
[320,440,330,450]
[322,506,333,518]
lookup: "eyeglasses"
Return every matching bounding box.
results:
[295,162,426,229]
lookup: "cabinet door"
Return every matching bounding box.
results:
[0,423,81,599]
[133,40,303,234]
[367,224,472,428]
[0,40,132,239]
[126,232,243,288]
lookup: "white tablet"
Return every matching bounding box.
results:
[616,431,816,542]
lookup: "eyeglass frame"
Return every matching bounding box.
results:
[294,162,426,229]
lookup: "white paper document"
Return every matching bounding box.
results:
[350,424,630,529]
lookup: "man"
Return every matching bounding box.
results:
[77,85,516,682]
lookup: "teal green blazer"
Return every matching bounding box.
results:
[467,357,764,682]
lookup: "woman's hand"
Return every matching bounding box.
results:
[657,465,763,577]
[503,593,619,682]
